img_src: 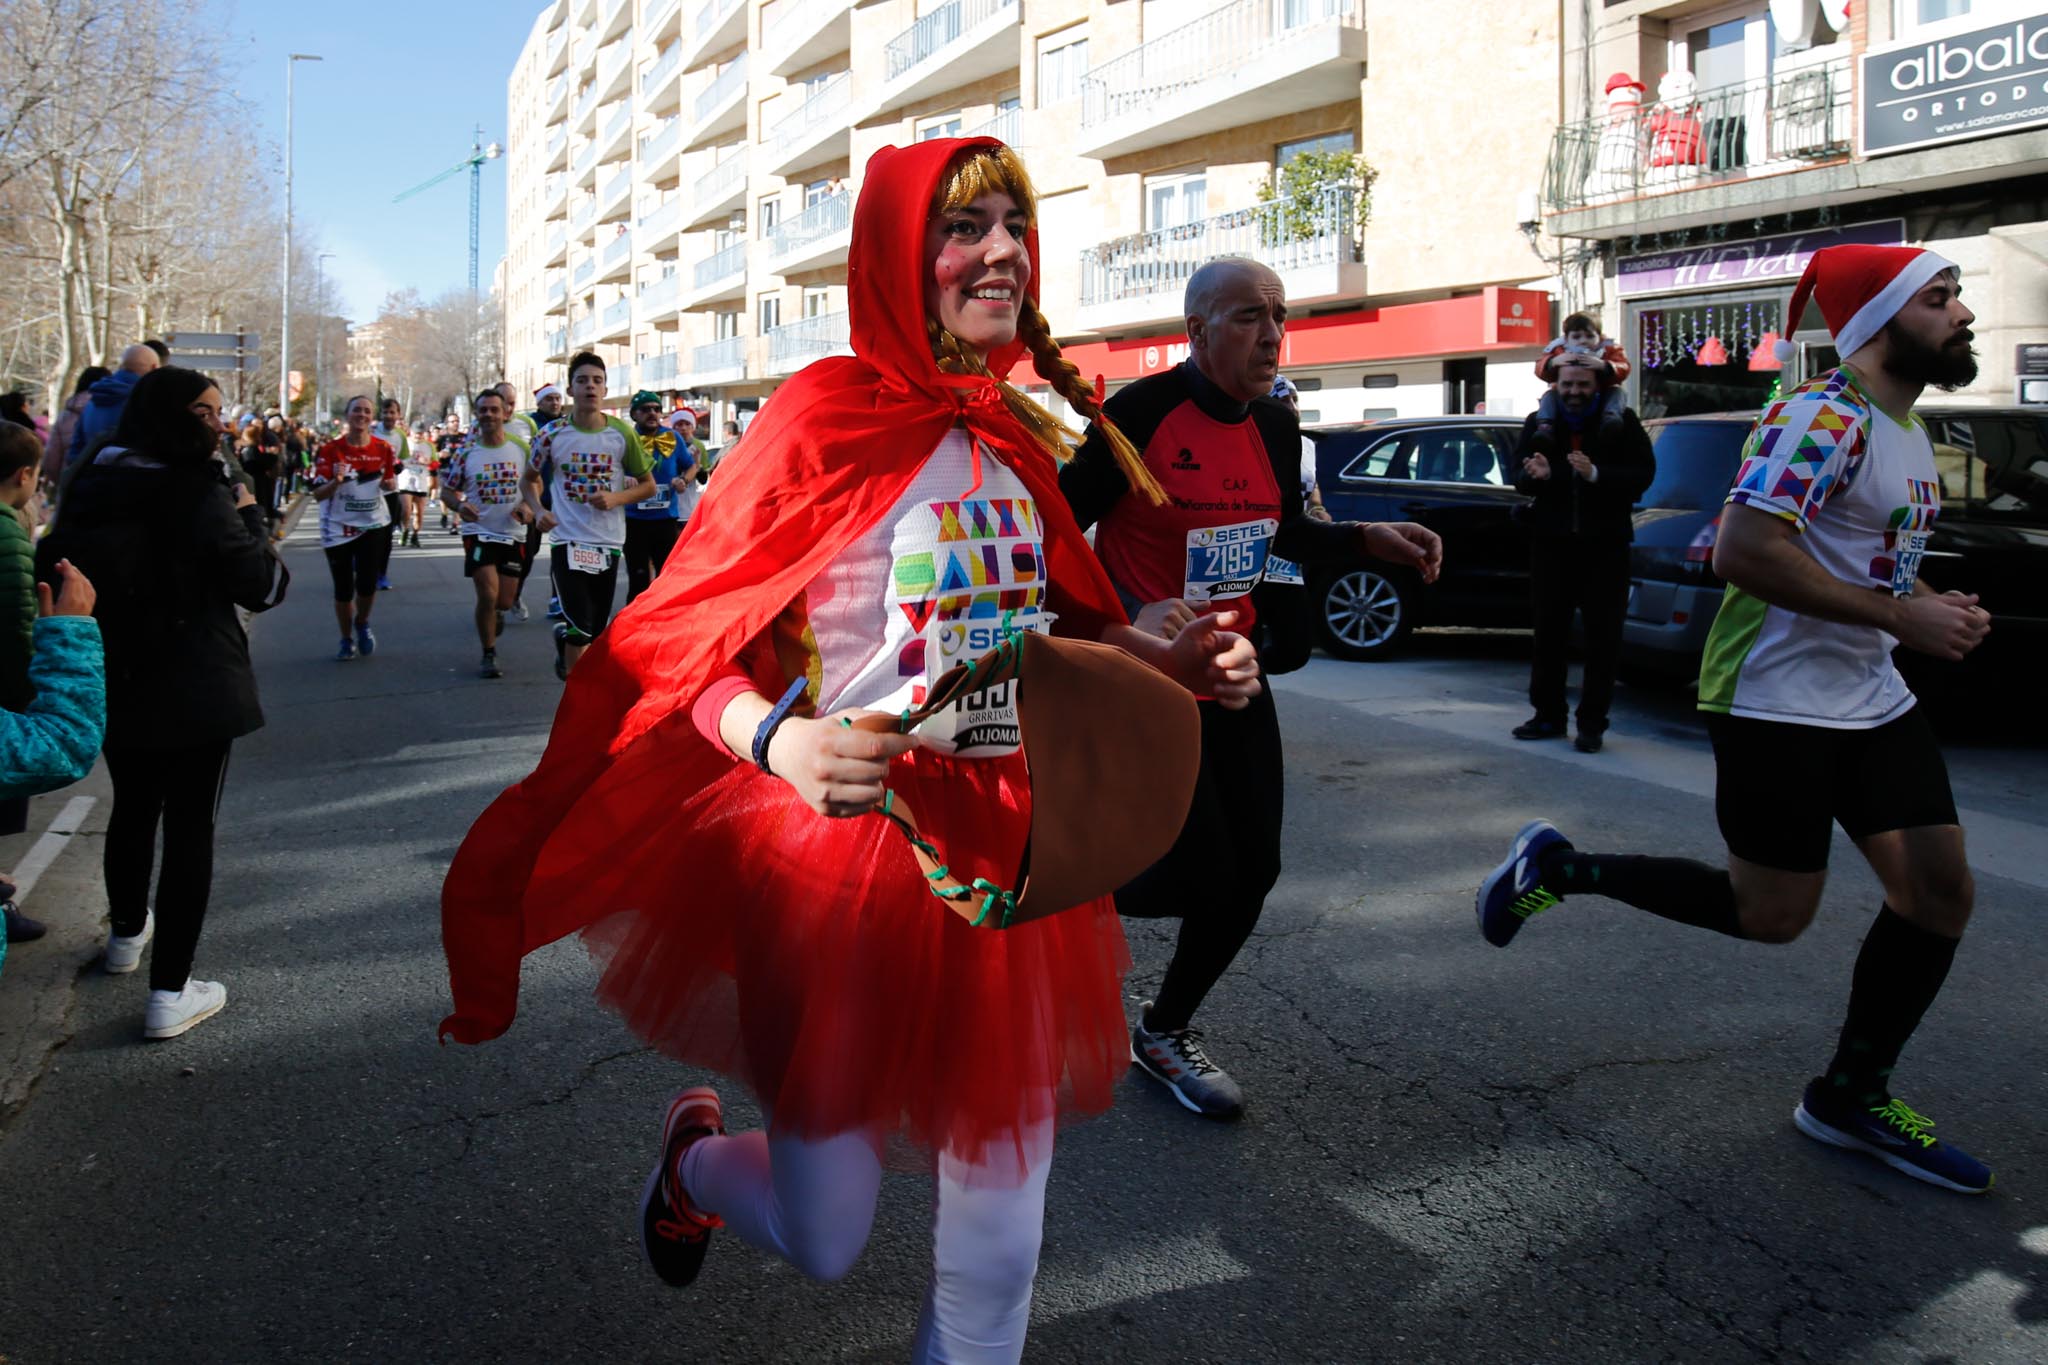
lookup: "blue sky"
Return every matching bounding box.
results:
[226,0,536,323]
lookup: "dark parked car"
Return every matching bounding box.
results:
[1306,416,1530,658]
[1622,407,2048,694]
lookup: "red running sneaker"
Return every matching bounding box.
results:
[639,1087,726,1286]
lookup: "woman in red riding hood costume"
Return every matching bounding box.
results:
[438,137,1259,1358]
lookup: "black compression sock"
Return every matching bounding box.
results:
[1822,905,1960,1109]
[1537,846,1744,938]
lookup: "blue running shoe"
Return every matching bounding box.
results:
[356,625,376,658]
[1475,819,1570,948]
[335,636,357,662]
[1794,1080,1993,1195]
[376,574,394,591]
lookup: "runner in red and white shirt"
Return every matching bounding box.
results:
[313,394,400,661]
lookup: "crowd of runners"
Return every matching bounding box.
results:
[302,375,713,677]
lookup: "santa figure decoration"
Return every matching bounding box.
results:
[1587,72,1647,199]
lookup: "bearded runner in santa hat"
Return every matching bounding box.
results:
[1475,243,1997,1195]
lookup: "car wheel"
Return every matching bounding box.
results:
[1317,567,1414,660]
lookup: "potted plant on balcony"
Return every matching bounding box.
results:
[1257,149,1374,259]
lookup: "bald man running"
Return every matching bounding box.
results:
[1061,258,1443,1119]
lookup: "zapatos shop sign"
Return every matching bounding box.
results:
[1861,10,2048,155]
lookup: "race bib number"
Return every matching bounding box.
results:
[1264,554,1305,587]
[473,531,517,546]
[567,543,610,575]
[914,610,1052,758]
[340,484,384,518]
[1183,519,1277,602]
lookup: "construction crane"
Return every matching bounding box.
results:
[393,126,504,296]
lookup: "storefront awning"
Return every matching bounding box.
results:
[1010,287,1554,385]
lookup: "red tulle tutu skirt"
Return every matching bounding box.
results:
[580,746,1132,1180]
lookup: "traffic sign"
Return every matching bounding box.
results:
[171,352,260,372]
[167,331,260,351]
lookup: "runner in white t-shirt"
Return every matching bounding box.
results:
[524,351,654,679]
[1476,245,1998,1195]
[385,400,433,549]
[442,388,535,679]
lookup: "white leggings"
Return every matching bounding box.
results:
[681,1122,1054,1363]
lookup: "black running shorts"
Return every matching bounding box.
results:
[550,543,621,644]
[324,526,392,602]
[1705,706,1958,873]
[463,537,531,580]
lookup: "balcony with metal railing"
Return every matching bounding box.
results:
[642,42,684,117]
[691,334,747,386]
[1541,56,1855,239]
[965,106,1020,148]
[597,102,634,166]
[639,116,683,178]
[573,257,598,290]
[547,277,568,308]
[685,239,748,309]
[766,190,852,276]
[1078,0,1364,160]
[638,195,686,255]
[596,35,633,104]
[571,198,596,235]
[639,273,684,325]
[646,0,683,43]
[546,73,570,123]
[608,361,633,398]
[545,125,569,172]
[570,315,598,349]
[764,311,851,376]
[599,295,634,341]
[871,0,1018,119]
[546,27,569,76]
[683,0,746,73]
[546,327,570,361]
[544,171,569,219]
[573,81,600,136]
[685,147,748,229]
[683,53,748,152]
[1075,182,1364,333]
[545,223,569,266]
[598,0,631,45]
[765,0,854,78]
[600,228,634,282]
[767,71,852,179]
[598,168,634,224]
[639,350,682,386]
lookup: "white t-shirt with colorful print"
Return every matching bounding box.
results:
[441,434,531,543]
[1698,367,1942,729]
[529,413,651,551]
[793,427,1048,757]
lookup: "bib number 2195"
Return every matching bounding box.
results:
[1183,519,1276,602]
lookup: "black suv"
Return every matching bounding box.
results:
[1622,406,2048,692]
[1306,416,1531,658]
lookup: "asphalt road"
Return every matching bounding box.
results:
[1,514,2043,1364]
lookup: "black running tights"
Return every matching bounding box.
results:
[104,740,234,993]
[1115,685,1283,1033]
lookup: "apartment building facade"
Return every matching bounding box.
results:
[504,0,1562,437]
[1542,0,2048,418]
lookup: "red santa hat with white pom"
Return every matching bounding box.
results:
[1773,243,1959,364]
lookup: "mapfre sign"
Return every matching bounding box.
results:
[1861,9,2048,156]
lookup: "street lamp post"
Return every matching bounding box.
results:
[314,251,335,429]
[280,52,323,416]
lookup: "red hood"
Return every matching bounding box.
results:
[438,137,1127,1046]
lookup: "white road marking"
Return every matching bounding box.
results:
[11,796,97,903]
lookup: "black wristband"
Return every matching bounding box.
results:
[752,677,810,774]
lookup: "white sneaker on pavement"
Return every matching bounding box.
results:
[509,601,529,624]
[144,979,226,1040]
[104,911,154,974]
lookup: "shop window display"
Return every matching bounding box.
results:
[1636,297,1784,418]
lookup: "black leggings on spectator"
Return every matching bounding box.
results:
[1115,685,1283,1033]
[104,741,233,993]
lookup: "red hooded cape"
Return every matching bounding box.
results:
[439,138,1129,1044]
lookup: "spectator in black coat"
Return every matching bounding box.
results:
[38,366,278,1040]
[1511,359,1657,752]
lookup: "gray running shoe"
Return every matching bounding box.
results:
[1131,1002,1244,1119]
